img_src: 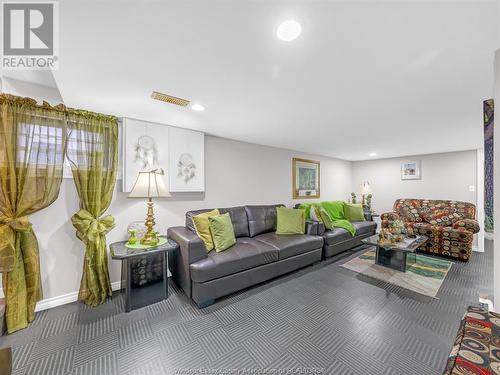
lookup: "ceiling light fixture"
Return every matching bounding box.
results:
[369,152,377,157]
[277,20,302,42]
[191,104,205,112]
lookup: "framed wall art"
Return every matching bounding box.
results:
[401,160,421,180]
[293,157,320,199]
[168,126,205,192]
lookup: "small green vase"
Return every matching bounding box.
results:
[149,231,159,246]
[127,229,138,245]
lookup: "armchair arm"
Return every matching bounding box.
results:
[412,223,474,243]
[453,219,480,234]
[381,212,400,221]
[167,226,207,298]
[306,220,325,236]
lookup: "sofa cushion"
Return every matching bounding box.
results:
[189,237,278,282]
[323,228,352,245]
[219,207,250,238]
[423,209,461,227]
[254,232,323,260]
[245,205,283,237]
[352,221,377,236]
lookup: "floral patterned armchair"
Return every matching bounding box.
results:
[381,199,480,261]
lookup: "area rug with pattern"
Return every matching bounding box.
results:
[341,248,452,298]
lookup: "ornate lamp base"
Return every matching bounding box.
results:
[140,197,157,245]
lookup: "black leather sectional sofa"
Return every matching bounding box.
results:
[167,204,376,307]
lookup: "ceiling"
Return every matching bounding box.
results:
[16,1,500,160]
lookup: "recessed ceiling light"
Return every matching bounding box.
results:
[191,104,205,111]
[277,20,302,42]
[369,152,377,157]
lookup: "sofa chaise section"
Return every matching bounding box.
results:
[168,205,323,307]
[322,221,377,258]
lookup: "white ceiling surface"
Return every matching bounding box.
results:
[51,0,499,161]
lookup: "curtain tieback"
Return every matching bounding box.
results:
[0,215,32,273]
[71,209,115,245]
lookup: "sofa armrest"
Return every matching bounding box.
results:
[453,219,480,234]
[306,220,325,236]
[412,222,474,243]
[167,226,207,298]
[381,212,400,222]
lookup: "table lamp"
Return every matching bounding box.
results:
[356,181,372,206]
[128,169,171,245]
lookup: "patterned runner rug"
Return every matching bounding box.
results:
[341,249,452,298]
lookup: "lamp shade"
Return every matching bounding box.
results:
[128,169,171,198]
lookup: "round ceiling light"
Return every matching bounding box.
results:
[277,20,302,42]
[191,104,205,111]
[369,152,377,157]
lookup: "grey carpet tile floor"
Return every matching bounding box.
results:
[1,241,493,375]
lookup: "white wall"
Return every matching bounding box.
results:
[352,150,478,214]
[351,150,479,241]
[1,135,353,306]
[1,77,62,104]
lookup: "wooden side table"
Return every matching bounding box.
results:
[110,237,179,312]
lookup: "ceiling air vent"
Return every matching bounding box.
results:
[151,91,190,107]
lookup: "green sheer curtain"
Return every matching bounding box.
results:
[66,109,118,306]
[0,94,67,333]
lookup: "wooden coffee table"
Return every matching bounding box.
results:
[362,234,428,272]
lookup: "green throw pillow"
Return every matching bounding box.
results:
[208,213,236,252]
[276,207,305,235]
[310,205,324,223]
[192,208,220,252]
[344,203,365,222]
[318,207,335,230]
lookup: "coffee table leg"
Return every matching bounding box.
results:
[406,252,417,271]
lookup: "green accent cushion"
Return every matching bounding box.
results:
[208,213,236,252]
[276,207,305,235]
[345,203,365,222]
[311,205,323,224]
[318,207,334,230]
[192,208,220,252]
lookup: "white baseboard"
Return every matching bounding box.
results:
[0,281,122,312]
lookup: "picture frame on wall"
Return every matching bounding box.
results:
[122,118,170,192]
[401,160,421,180]
[293,157,320,199]
[168,127,205,192]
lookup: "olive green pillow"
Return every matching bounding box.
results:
[208,213,236,252]
[276,207,305,235]
[344,203,365,222]
[318,207,335,230]
[192,208,220,252]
